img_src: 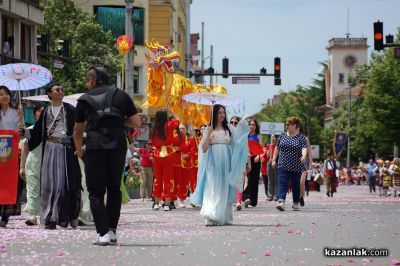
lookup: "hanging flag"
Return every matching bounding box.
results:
[333,131,347,158]
[0,130,19,204]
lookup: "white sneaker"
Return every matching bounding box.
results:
[108,231,117,244]
[292,204,300,211]
[177,200,185,208]
[244,199,251,208]
[276,202,285,211]
[153,203,160,210]
[92,233,110,246]
[163,205,171,211]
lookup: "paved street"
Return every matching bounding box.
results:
[1,185,399,266]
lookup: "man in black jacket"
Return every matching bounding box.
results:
[74,67,141,246]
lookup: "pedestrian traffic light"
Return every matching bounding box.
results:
[36,34,48,54]
[386,34,394,44]
[222,57,229,78]
[260,67,266,75]
[374,21,384,51]
[57,39,70,58]
[274,57,281,79]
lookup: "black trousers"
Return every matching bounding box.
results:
[262,175,268,197]
[243,156,261,206]
[85,149,126,236]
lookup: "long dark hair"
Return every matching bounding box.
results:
[210,104,231,136]
[248,119,260,135]
[0,86,15,108]
[150,110,168,140]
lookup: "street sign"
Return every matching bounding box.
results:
[232,76,260,84]
[260,122,284,135]
[53,60,64,69]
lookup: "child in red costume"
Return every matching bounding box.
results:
[151,110,179,211]
[188,129,201,194]
[176,124,191,207]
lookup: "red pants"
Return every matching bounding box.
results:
[178,168,191,200]
[189,167,198,193]
[152,156,174,199]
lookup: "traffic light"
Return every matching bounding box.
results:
[274,57,281,78]
[260,67,266,75]
[274,57,281,85]
[57,39,70,58]
[37,34,48,54]
[386,34,394,44]
[222,57,229,78]
[374,21,384,51]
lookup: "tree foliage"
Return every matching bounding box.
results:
[38,0,121,95]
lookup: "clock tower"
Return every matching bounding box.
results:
[324,37,368,126]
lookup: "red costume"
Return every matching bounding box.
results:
[188,136,200,193]
[172,132,182,201]
[151,119,179,199]
[177,134,191,200]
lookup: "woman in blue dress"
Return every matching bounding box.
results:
[191,104,249,226]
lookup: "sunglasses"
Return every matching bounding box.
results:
[230,121,238,125]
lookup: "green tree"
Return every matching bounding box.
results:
[38,0,121,95]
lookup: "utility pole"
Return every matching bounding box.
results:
[210,45,213,85]
[125,0,134,96]
[201,22,204,83]
[347,73,353,170]
[184,0,191,78]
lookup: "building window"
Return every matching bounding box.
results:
[94,6,145,45]
[20,24,32,61]
[338,73,344,84]
[1,15,14,63]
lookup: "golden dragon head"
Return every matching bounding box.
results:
[145,39,180,73]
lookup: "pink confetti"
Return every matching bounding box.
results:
[56,250,67,257]
[392,259,400,265]
[362,259,373,263]
[347,259,355,263]
[295,230,302,235]
[264,249,271,256]
[117,243,124,247]
[287,229,293,234]
[275,223,281,227]
[310,221,317,226]
[0,244,6,253]
[336,222,342,226]
[240,249,247,255]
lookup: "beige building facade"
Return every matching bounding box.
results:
[323,37,368,127]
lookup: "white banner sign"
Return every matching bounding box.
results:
[260,122,284,135]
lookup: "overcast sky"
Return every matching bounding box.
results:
[190,0,400,116]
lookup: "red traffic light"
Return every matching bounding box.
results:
[374,33,383,40]
[373,21,384,51]
[274,57,281,79]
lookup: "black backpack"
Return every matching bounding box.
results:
[79,87,124,131]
